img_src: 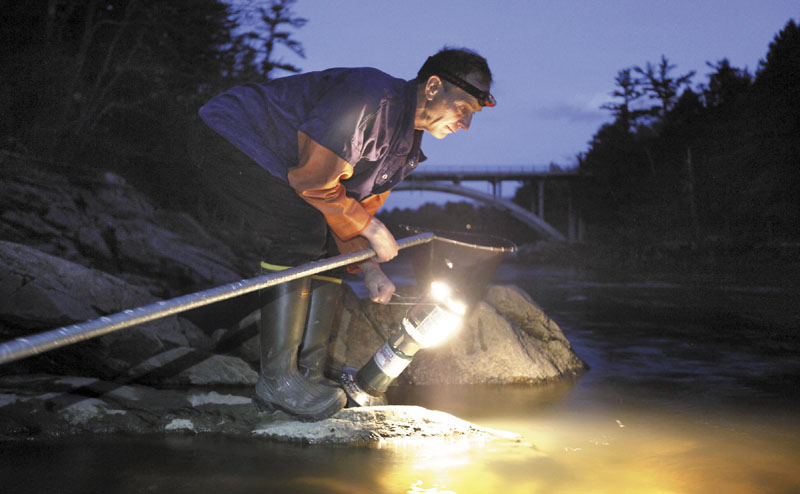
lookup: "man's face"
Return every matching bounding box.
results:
[423,72,488,140]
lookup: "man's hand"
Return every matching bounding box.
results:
[361,260,395,304]
[360,217,399,262]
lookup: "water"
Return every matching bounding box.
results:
[2,262,799,494]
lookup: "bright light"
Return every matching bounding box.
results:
[429,281,467,316]
[445,298,467,316]
[404,307,463,348]
[400,281,468,347]
[430,281,451,301]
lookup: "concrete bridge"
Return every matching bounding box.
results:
[394,166,584,242]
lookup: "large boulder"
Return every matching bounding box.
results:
[0,240,212,377]
[331,284,586,385]
[0,163,242,297]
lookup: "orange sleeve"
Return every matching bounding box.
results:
[333,191,391,273]
[360,190,391,216]
[288,131,372,240]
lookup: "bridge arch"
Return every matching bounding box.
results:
[393,181,566,241]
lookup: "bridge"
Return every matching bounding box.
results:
[394,166,584,242]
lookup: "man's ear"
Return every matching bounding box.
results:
[425,75,442,101]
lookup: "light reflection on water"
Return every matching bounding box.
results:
[2,263,799,493]
[385,383,800,494]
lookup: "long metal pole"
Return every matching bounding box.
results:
[0,232,435,365]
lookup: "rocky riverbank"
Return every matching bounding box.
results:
[0,154,586,442]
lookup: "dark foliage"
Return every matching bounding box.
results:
[1,0,306,216]
[574,19,800,247]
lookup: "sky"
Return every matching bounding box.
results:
[248,1,797,207]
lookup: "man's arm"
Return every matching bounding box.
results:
[288,130,398,302]
[288,131,374,240]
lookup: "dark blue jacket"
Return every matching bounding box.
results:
[199,68,425,237]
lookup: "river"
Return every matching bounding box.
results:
[2,261,799,493]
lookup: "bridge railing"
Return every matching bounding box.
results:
[407,165,581,180]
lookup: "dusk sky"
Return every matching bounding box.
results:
[249,1,797,206]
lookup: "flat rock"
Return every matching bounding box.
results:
[0,374,520,446]
[253,406,521,445]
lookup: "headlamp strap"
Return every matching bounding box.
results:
[436,70,496,107]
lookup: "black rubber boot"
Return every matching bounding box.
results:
[254,277,346,421]
[298,280,341,386]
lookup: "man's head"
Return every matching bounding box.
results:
[415,47,494,139]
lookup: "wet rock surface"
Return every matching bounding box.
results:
[0,375,520,444]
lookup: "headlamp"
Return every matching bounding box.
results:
[437,71,496,107]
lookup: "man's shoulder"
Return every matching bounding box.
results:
[314,67,407,91]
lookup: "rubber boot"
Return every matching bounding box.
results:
[253,277,346,421]
[298,279,341,386]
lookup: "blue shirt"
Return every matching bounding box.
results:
[198,67,425,202]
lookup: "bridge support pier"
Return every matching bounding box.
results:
[566,186,584,243]
[538,180,545,219]
[491,180,502,198]
[527,179,583,243]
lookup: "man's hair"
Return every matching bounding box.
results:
[416,47,492,86]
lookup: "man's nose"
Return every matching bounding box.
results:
[458,113,472,130]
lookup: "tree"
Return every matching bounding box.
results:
[634,55,695,117]
[232,0,307,80]
[757,19,800,85]
[0,0,245,159]
[702,59,752,110]
[600,68,646,130]
[749,19,800,238]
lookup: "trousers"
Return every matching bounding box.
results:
[190,120,339,267]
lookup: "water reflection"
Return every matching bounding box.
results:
[383,382,800,494]
[2,264,799,493]
[2,377,798,493]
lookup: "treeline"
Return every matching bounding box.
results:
[1,0,306,213]
[552,19,799,247]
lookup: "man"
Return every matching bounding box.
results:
[194,47,494,420]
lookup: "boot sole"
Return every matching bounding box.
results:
[253,392,346,423]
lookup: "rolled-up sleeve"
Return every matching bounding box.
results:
[287,131,372,240]
[331,189,391,254]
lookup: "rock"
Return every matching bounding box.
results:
[210,309,261,365]
[127,347,258,386]
[0,374,520,445]
[332,284,586,385]
[0,162,242,297]
[252,406,521,444]
[106,216,241,295]
[329,286,394,372]
[0,241,211,376]
[484,285,569,343]
[0,156,585,443]
[0,374,258,438]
